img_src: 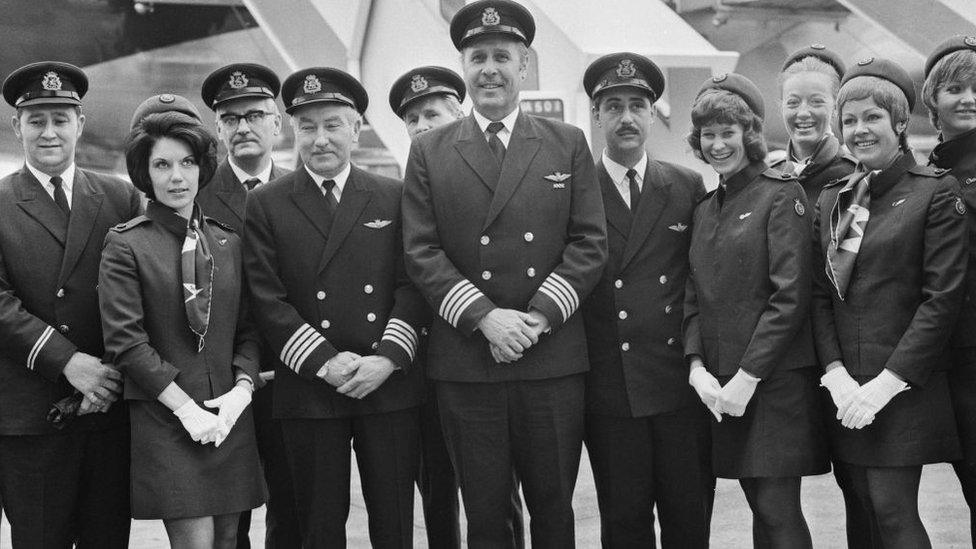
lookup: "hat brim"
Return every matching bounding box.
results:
[16,96,83,108]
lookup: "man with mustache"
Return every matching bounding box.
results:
[389,64,526,549]
[0,61,141,548]
[198,62,298,549]
[580,52,713,548]
[244,67,428,547]
[402,1,607,546]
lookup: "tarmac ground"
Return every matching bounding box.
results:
[2,448,969,548]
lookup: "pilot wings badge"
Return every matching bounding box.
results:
[364,219,393,229]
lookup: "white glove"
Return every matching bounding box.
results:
[821,367,860,411]
[173,400,228,445]
[689,367,723,422]
[204,386,252,446]
[840,369,909,429]
[716,368,760,417]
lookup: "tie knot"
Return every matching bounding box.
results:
[243,177,260,191]
[625,168,638,181]
[50,175,63,189]
[486,121,505,135]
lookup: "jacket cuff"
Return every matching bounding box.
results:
[33,329,78,383]
[376,318,418,370]
[529,273,580,330]
[279,323,338,381]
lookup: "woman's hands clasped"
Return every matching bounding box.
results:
[173,400,230,446]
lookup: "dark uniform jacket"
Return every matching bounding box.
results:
[929,127,976,349]
[812,153,968,386]
[196,159,291,234]
[683,161,816,379]
[583,158,705,417]
[99,202,260,401]
[770,135,856,206]
[0,166,142,434]
[244,164,428,418]
[402,112,607,382]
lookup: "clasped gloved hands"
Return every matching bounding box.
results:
[716,368,761,417]
[820,364,860,411]
[173,400,229,446]
[689,366,723,421]
[204,385,253,445]
[838,369,909,429]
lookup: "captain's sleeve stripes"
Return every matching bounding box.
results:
[381,318,418,363]
[438,280,487,328]
[538,273,580,323]
[280,323,325,374]
[27,326,55,371]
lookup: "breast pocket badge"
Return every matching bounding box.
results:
[668,222,688,232]
[544,172,570,189]
[363,219,392,229]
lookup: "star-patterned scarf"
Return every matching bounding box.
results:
[182,212,214,351]
[826,169,874,300]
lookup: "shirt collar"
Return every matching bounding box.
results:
[26,161,76,190]
[304,161,351,194]
[601,150,648,185]
[473,106,520,134]
[227,158,274,186]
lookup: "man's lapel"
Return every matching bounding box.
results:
[483,112,541,230]
[290,169,334,239]
[318,166,372,274]
[57,170,104,286]
[454,115,501,192]
[598,160,633,239]
[15,167,68,246]
[620,160,670,271]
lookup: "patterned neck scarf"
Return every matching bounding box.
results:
[826,169,875,300]
[182,209,214,351]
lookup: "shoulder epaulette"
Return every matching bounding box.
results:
[204,216,236,233]
[110,215,150,233]
[908,164,951,178]
[762,167,795,181]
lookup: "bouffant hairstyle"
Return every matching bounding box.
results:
[778,56,842,97]
[837,76,911,151]
[922,49,976,130]
[125,111,218,200]
[687,88,767,163]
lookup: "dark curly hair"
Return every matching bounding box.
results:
[125,111,218,200]
[687,88,767,164]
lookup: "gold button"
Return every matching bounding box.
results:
[614,279,623,289]
[664,305,673,314]
[659,275,668,284]
[316,291,326,300]
[618,310,628,320]
[480,235,490,245]
[524,232,534,242]
[320,320,331,329]
[367,313,377,322]
[482,271,492,280]
[621,342,630,351]
[667,337,677,346]
[526,267,536,277]
[56,288,65,298]
[59,324,69,334]
[364,284,374,294]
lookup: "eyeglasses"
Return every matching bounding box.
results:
[219,110,275,127]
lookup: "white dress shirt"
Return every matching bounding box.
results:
[601,150,647,209]
[27,162,76,209]
[228,159,274,188]
[305,161,350,204]
[473,107,520,148]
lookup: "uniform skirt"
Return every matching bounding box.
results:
[129,399,267,519]
[711,366,829,479]
[828,370,961,467]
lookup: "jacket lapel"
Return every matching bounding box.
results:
[483,112,541,230]
[57,170,103,286]
[598,160,633,239]
[14,167,67,246]
[318,166,372,274]
[213,161,246,226]
[454,115,500,192]
[290,168,334,239]
[620,160,670,271]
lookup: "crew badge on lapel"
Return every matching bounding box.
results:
[364,219,393,229]
[545,171,570,189]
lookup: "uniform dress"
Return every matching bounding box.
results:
[244,163,428,548]
[583,154,713,547]
[99,201,266,519]
[811,152,966,466]
[0,166,140,547]
[770,134,856,205]
[402,109,607,547]
[197,158,299,548]
[684,160,828,478]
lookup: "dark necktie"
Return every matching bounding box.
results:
[322,179,338,214]
[243,177,260,191]
[51,176,70,217]
[486,121,506,165]
[626,168,641,211]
